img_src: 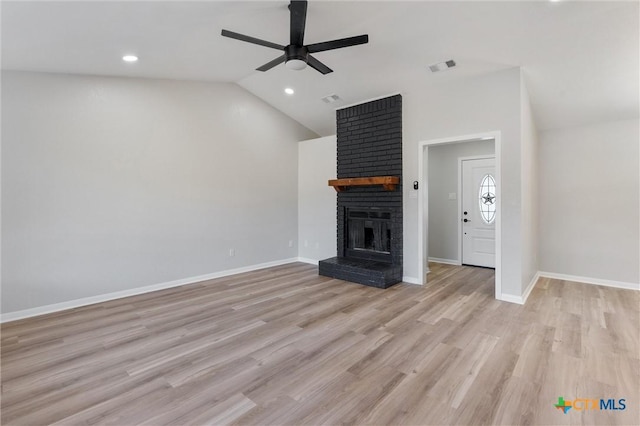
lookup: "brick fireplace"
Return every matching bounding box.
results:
[319,95,403,288]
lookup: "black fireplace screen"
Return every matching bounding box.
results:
[347,210,391,257]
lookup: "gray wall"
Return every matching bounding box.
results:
[520,79,540,291]
[406,68,524,298]
[427,140,495,263]
[297,136,337,262]
[1,71,316,314]
[538,118,639,285]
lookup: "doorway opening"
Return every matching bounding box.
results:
[417,132,502,300]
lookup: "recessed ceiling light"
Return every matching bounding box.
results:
[284,87,295,95]
[122,55,138,62]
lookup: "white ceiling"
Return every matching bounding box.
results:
[2,1,638,136]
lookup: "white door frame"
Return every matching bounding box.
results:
[417,131,502,300]
[458,155,496,267]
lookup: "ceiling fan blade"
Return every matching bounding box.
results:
[221,29,285,50]
[256,55,286,72]
[289,1,307,46]
[307,55,333,75]
[306,34,369,53]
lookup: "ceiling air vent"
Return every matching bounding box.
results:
[429,60,456,72]
[321,94,342,104]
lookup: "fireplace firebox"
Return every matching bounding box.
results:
[346,209,392,262]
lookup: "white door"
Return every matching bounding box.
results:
[461,158,496,268]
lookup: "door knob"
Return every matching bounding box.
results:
[463,218,470,223]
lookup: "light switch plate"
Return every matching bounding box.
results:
[448,192,457,200]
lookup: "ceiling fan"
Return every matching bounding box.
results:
[221,0,368,75]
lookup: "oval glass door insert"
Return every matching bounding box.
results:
[478,174,496,224]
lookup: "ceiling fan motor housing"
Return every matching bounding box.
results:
[285,45,309,63]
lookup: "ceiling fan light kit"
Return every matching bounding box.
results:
[286,59,307,70]
[221,0,368,75]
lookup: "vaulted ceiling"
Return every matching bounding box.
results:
[2,1,638,136]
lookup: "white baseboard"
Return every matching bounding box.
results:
[428,257,461,266]
[521,271,540,304]
[497,272,539,305]
[497,293,524,304]
[538,271,639,291]
[10,263,632,323]
[0,258,299,323]
[402,276,422,285]
[498,270,639,306]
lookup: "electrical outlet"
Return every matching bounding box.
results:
[315,242,320,249]
[288,240,294,247]
[229,248,235,257]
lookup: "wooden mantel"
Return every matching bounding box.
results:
[328,176,400,192]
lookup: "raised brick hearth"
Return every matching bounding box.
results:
[319,95,403,288]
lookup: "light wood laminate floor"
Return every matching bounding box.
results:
[2,262,638,425]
